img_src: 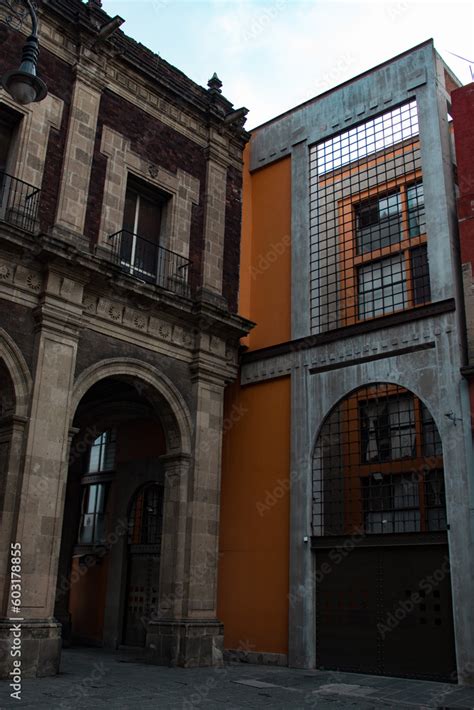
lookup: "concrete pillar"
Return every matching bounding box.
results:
[0,270,84,678]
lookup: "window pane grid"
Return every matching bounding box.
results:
[312,384,447,537]
[309,101,430,333]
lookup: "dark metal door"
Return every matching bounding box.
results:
[123,544,160,647]
[123,483,164,647]
[315,544,456,681]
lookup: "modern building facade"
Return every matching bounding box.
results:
[0,0,251,677]
[218,41,474,683]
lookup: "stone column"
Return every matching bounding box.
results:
[147,365,226,667]
[0,270,84,678]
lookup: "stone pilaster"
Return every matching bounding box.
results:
[0,415,28,617]
[0,269,85,678]
[55,74,102,237]
[146,358,227,667]
[201,131,230,295]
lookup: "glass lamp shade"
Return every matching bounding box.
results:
[1,69,47,105]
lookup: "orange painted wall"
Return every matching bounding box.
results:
[218,376,291,654]
[240,144,292,351]
[70,556,110,643]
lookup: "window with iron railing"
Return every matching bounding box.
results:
[108,175,191,296]
[0,103,40,233]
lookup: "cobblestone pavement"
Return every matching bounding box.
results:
[2,647,474,709]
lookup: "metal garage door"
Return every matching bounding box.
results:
[315,543,456,681]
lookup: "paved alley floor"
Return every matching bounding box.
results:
[2,647,474,710]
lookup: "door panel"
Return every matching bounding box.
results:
[123,549,160,647]
[381,546,456,679]
[315,545,456,681]
[316,549,380,674]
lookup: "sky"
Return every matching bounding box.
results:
[100,0,474,129]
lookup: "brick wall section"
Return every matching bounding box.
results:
[222,166,242,313]
[0,301,35,370]
[452,84,474,265]
[0,28,73,231]
[83,118,107,247]
[84,90,207,292]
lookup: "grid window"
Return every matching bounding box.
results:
[356,191,402,254]
[77,429,116,546]
[360,395,416,463]
[309,102,430,333]
[78,483,108,545]
[129,483,164,545]
[358,254,407,319]
[88,430,116,473]
[312,384,447,537]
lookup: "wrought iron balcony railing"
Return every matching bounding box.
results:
[108,230,191,297]
[0,171,40,233]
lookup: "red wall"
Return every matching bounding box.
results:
[452,83,474,264]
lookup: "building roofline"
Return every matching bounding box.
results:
[251,39,436,133]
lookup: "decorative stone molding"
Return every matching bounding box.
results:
[0,328,32,418]
[99,126,200,260]
[70,358,193,455]
[241,313,456,385]
[0,259,43,307]
[105,63,210,148]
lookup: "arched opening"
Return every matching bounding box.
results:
[55,372,180,649]
[312,383,456,681]
[0,358,16,552]
[0,334,31,620]
[313,383,445,537]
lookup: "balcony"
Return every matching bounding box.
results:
[108,230,191,297]
[0,171,40,233]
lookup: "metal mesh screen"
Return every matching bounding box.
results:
[309,101,430,334]
[312,383,446,537]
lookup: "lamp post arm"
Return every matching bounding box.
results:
[23,0,38,37]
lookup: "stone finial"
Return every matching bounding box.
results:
[207,73,223,94]
[88,0,103,7]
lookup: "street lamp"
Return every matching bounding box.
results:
[1,0,47,104]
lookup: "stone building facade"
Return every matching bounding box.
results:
[0,0,251,677]
[219,42,474,684]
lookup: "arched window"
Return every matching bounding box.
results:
[128,483,164,546]
[312,384,446,537]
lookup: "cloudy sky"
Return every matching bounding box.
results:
[101,0,473,128]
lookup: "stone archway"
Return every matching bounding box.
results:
[70,358,192,456]
[0,330,32,617]
[56,359,193,652]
